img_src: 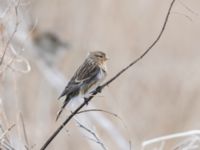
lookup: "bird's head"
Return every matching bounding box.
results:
[88,51,108,64]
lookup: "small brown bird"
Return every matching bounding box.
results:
[56,51,108,121]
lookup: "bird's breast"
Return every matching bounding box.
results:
[97,68,107,81]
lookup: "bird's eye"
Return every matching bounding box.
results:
[96,55,103,58]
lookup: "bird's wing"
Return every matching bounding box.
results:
[58,83,80,99]
[74,60,100,83]
[58,60,100,99]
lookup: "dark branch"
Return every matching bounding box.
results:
[40,0,176,149]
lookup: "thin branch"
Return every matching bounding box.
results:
[77,109,118,117]
[0,1,12,19]
[0,0,20,66]
[142,130,200,148]
[1,139,16,150]
[173,136,200,150]
[172,11,193,21]
[75,120,107,150]
[77,109,132,150]
[178,0,199,16]
[40,0,176,149]
[0,124,15,140]
[101,0,175,88]
[0,99,12,146]
[18,112,30,150]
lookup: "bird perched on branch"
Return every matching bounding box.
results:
[56,51,108,121]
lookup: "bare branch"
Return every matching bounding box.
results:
[18,112,30,150]
[1,140,15,150]
[178,0,199,16]
[172,11,193,21]
[75,119,107,150]
[40,0,176,149]
[0,0,20,66]
[0,124,15,141]
[77,109,118,117]
[142,130,200,150]
[0,1,12,19]
[77,109,132,150]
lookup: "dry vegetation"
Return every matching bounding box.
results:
[1,0,200,150]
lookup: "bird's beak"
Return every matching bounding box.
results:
[105,57,109,61]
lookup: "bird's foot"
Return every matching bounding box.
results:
[96,86,102,93]
[84,98,89,105]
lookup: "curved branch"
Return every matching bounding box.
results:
[75,119,107,150]
[77,108,132,150]
[77,109,118,117]
[40,0,176,149]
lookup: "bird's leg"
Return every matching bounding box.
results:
[96,86,102,93]
[84,86,102,105]
[84,97,89,105]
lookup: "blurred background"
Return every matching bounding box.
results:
[1,0,200,149]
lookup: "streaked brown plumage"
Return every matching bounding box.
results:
[56,51,108,121]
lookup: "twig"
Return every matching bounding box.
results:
[0,0,12,19]
[0,139,16,150]
[77,109,132,150]
[5,45,31,74]
[75,119,107,150]
[40,0,176,149]
[0,0,20,66]
[0,124,15,141]
[77,109,118,117]
[178,0,199,16]
[18,112,30,150]
[173,135,200,150]
[0,99,10,143]
[172,11,193,21]
[0,0,31,74]
[142,130,200,148]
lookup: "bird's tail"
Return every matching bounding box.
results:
[56,97,70,121]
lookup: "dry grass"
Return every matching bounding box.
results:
[1,0,200,150]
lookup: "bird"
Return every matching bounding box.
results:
[56,51,108,121]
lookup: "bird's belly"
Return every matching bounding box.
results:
[80,70,106,97]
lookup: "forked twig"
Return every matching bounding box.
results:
[40,0,176,149]
[75,119,107,150]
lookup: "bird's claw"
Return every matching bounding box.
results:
[84,98,89,105]
[96,86,102,93]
